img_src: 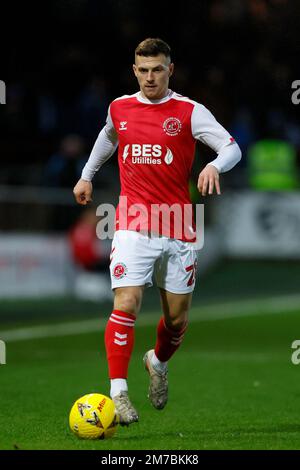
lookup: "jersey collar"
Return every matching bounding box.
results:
[136,89,173,104]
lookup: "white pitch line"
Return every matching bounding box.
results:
[181,351,282,363]
[189,293,300,322]
[1,293,300,343]
[0,314,160,343]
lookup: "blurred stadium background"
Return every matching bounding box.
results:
[1,0,300,450]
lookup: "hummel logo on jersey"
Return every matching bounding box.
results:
[119,121,127,130]
[121,144,173,165]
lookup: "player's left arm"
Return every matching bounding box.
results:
[191,103,242,196]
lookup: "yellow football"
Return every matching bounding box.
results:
[69,393,118,439]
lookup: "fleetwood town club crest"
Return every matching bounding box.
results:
[112,263,128,279]
[163,117,182,136]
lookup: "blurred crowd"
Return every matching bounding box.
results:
[0,0,299,198]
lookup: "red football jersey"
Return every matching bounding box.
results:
[107,90,233,241]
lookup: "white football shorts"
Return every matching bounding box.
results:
[109,230,198,294]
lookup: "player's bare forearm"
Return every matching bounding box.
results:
[197,164,221,196]
[73,178,93,205]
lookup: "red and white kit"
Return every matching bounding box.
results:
[82,90,241,293]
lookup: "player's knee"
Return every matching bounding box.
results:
[166,314,188,331]
[113,289,142,316]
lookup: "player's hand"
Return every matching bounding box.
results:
[73,179,93,205]
[197,164,221,196]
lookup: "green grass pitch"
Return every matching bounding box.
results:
[1,306,300,450]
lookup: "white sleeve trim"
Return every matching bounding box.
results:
[81,108,118,181]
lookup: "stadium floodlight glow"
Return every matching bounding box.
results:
[0,80,6,104]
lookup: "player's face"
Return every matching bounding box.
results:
[133,54,174,100]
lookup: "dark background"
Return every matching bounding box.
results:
[0,0,299,306]
[1,0,299,207]
[1,3,300,451]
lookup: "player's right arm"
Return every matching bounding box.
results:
[73,107,118,205]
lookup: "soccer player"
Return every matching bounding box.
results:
[73,38,241,425]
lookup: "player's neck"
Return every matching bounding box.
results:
[138,89,172,104]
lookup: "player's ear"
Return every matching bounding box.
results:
[169,63,174,77]
[133,64,138,77]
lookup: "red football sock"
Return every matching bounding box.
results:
[105,309,136,379]
[154,316,187,362]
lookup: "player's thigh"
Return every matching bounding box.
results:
[159,288,192,329]
[113,285,145,316]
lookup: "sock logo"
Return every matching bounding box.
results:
[170,333,185,346]
[114,332,128,346]
[106,311,135,379]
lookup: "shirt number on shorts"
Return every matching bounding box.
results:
[185,259,197,286]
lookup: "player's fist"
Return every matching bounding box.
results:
[197,164,221,196]
[73,179,93,205]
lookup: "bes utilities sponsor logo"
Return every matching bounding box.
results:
[122,144,173,165]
